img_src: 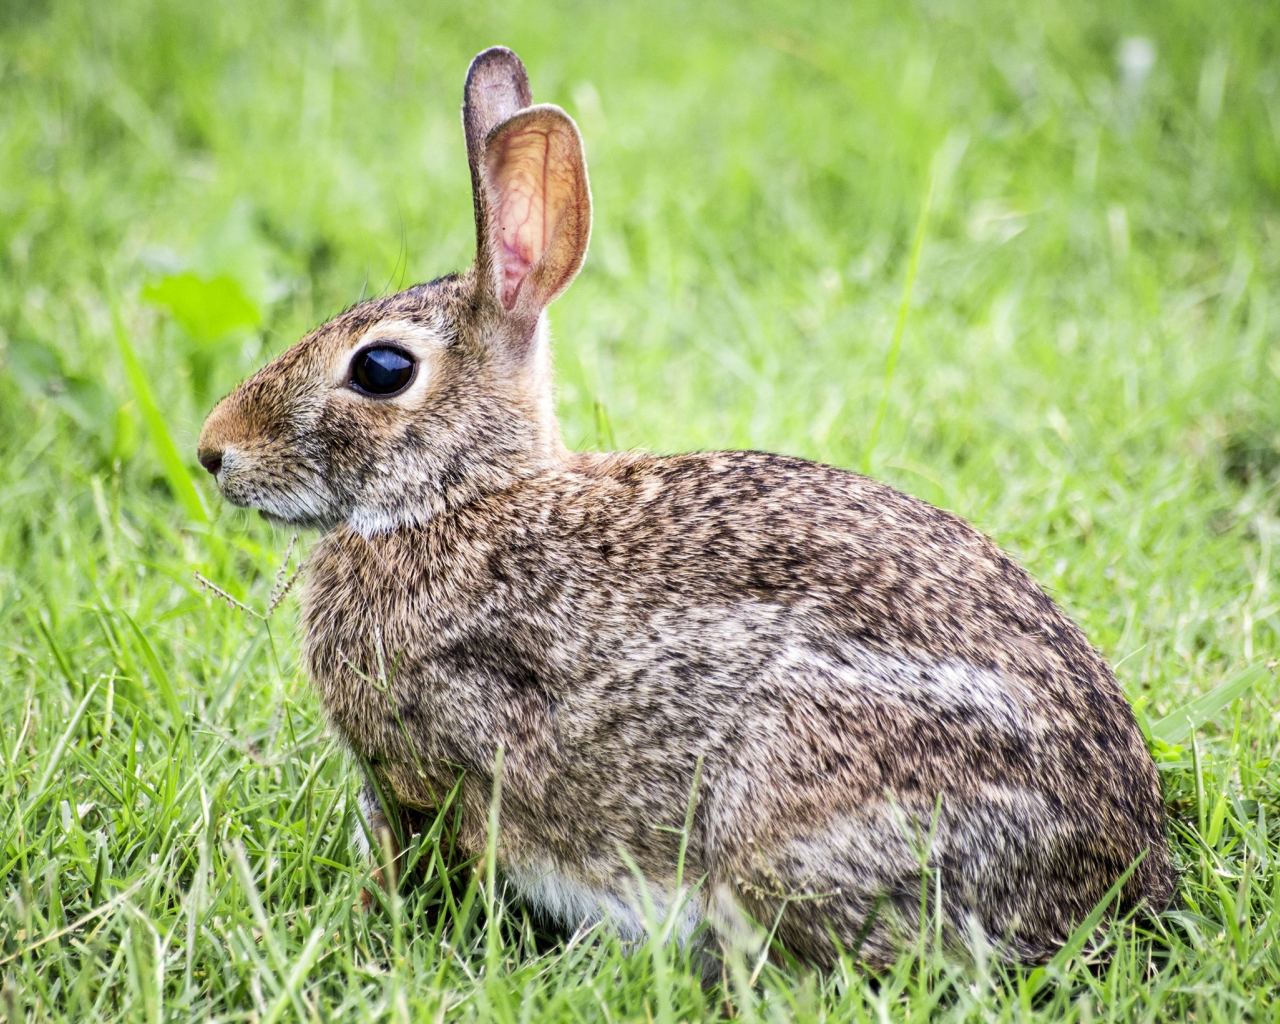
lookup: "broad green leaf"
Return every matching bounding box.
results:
[143,272,260,342]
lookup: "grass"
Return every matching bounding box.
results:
[2,0,1280,1018]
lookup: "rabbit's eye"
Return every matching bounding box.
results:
[350,346,416,396]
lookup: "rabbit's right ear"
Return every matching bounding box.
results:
[462,48,591,344]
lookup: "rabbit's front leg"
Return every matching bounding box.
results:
[356,778,401,911]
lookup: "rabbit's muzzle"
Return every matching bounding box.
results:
[198,390,342,530]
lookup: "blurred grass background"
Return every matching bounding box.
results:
[3,0,1280,1020]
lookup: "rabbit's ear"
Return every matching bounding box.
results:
[476,105,592,331]
[463,47,532,180]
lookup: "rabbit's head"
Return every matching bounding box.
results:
[197,48,590,534]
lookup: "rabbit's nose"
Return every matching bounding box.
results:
[198,449,223,476]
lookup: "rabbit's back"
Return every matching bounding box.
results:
[303,449,1172,963]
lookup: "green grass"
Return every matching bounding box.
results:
[3,0,1280,1019]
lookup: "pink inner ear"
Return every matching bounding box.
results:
[496,189,542,309]
[488,128,557,310]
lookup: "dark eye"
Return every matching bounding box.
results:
[350,346,415,396]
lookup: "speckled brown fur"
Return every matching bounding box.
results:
[198,47,1173,968]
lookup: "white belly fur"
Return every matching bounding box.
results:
[503,859,705,946]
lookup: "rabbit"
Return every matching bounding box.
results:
[197,46,1174,969]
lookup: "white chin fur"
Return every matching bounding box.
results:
[259,492,333,526]
[216,447,340,527]
[222,482,339,529]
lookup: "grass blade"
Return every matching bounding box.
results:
[111,302,209,523]
[261,926,325,1024]
[0,878,145,967]
[861,160,935,475]
[29,678,101,807]
[485,743,504,972]
[1025,852,1143,996]
[1151,664,1270,745]
[33,612,79,693]
[121,611,184,730]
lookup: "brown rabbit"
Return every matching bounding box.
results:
[197,46,1173,968]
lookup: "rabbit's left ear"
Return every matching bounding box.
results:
[462,48,590,340]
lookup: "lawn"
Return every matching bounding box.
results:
[2,0,1280,1019]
